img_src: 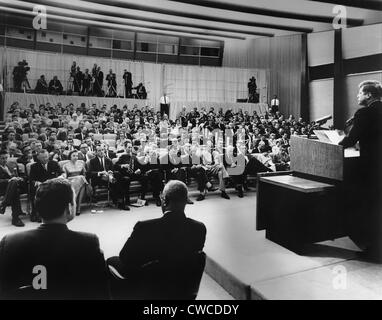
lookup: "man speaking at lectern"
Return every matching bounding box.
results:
[339,80,382,261]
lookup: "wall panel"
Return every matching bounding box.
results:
[309,79,334,126]
[223,35,304,118]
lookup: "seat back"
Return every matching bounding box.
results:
[58,160,69,171]
[103,134,117,141]
[110,251,206,300]
[104,139,116,148]
[93,134,103,141]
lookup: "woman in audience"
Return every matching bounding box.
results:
[61,150,89,215]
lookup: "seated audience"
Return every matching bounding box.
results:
[88,145,120,207]
[29,149,61,222]
[0,150,26,227]
[61,150,90,216]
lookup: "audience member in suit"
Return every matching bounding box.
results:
[0,178,109,300]
[48,76,63,95]
[77,143,89,162]
[0,151,26,227]
[34,75,48,94]
[29,149,61,222]
[17,145,34,167]
[85,137,96,152]
[88,145,120,207]
[114,143,163,206]
[107,180,206,298]
[339,80,382,261]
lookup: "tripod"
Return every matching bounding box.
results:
[105,84,118,97]
[67,75,74,93]
[21,78,31,93]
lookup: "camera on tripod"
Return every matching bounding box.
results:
[13,59,31,92]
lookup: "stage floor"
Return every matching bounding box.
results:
[0,190,381,300]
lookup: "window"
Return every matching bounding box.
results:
[158,43,178,55]
[36,30,62,43]
[200,47,220,57]
[113,39,133,51]
[88,36,112,49]
[137,42,157,53]
[113,39,121,49]
[180,46,200,56]
[63,33,86,47]
[6,26,34,41]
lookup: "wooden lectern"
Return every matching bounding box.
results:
[256,135,360,252]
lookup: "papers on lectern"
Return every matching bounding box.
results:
[313,130,345,145]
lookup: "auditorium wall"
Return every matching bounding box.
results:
[307,30,334,124]
[309,79,334,126]
[222,34,305,118]
[307,24,382,127]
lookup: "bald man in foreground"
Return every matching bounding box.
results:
[107,180,206,299]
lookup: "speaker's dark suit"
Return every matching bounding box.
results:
[0,224,109,299]
[117,211,206,275]
[339,100,382,253]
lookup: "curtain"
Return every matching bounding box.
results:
[163,64,267,104]
[0,47,268,116]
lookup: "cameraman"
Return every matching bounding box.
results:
[123,69,132,98]
[106,69,117,97]
[12,60,30,92]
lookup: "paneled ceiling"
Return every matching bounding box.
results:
[0,0,381,40]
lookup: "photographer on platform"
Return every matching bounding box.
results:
[12,60,30,92]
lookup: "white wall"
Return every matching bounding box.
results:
[309,79,334,126]
[307,30,334,66]
[342,24,382,59]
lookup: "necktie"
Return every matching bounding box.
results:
[99,157,104,170]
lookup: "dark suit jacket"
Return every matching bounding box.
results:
[57,131,68,142]
[29,161,61,184]
[88,156,113,179]
[0,164,19,195]
[114,154,144,174]
[340,100,382,172]
[74,132,87,141]
[104,150,117,160]
[119,211,206,275]
[0,224,109,299]
[339,100,382,217]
